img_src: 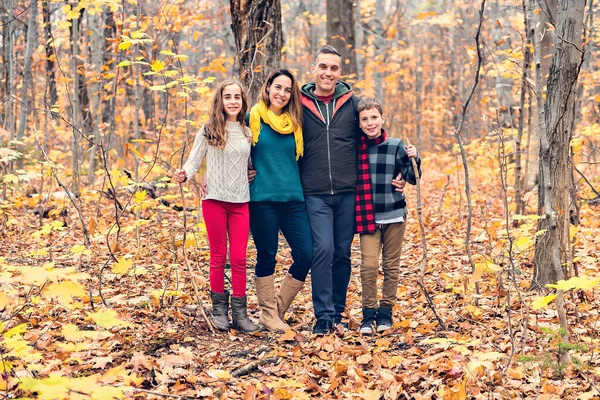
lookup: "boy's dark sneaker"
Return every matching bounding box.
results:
[376,307,393,332]
[313,319,332,335]
[333,315,348,332]
[359,308,378,335]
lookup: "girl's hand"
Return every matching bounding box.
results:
[173,169,187,183]
[406,144,418,158]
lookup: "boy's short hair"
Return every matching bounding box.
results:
[357,98,384,116]
[313,45,341,62]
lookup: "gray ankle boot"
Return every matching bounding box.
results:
[231,295,259,333]
[210,291,231,331]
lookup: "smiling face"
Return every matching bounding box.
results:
[359,107,385,139]
[222,83,243,121]
[311,53,342,96]
[267,75,292,115]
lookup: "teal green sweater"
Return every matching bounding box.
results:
[249,119,304,202]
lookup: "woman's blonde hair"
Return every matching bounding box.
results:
[204,80,249,149]
[258,69,302,130]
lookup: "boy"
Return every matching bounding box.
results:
[355,98,421,334]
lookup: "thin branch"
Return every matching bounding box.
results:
[574,165,600,198]
[34,126,90,246]
[453,0,486,274]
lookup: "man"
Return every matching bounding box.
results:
[300,45,405,334]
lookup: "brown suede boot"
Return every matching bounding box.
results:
[255,275,290,332]
[231,295,259,333]
[276,273,304,321]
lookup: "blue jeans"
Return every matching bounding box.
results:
[250,201,313,281]
[305,193,356,322]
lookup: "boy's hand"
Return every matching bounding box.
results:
[392,172,406,193]
[406,144,418,158]
[173,169,187,183]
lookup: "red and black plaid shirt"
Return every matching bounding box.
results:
[355,130,388,234]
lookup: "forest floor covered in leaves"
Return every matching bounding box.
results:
[2,151,600,399]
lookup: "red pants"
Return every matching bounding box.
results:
[202,199,249,297]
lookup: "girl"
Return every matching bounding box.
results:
[248,69,313,332]
[173,80,258,333]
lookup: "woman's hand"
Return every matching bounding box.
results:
[173,169,187,183]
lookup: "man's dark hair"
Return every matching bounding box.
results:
[313,45,341,62]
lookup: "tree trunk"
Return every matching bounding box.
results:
[42,0,58,109]
[327,0,357,78]
[515,0,533,218]
[87,8,104,185]
[230,0,282,102]
[533,0,585,286]
[16,0,38,141]
[526,0,559,188]
[101,8,116,126]
[2,1,16,139]
[373,0,385,100]
[71,5,81,195]
[491,0,515,129]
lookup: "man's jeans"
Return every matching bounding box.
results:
[250,201,313,281]
[305,193,355,322]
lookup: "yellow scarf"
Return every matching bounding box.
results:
[249,101,303,160]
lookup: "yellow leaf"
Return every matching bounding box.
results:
[20,374,71,400]
[570,137,585,153]
[91,385,125,400]
[0,291,11,309]
[3,174,18,183]
[151,59,166,72]
[3,323,28,338]
[513,236,534,249]
[206,369,232,379]
[547,276,600,291]
[71,244,90,255]
[44,281,86,304]
[118,40,131,51]
[88,309,132,329]
[112,257,133,275]
[531,294,556,310]
[134,190,147,203]
[595,93,600,102]
[62,323,113,342]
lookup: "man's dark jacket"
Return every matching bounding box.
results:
[300,81,361,196]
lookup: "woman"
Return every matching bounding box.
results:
[248,69,313,332]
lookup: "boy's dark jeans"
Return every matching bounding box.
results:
[249,201,313,281]
[305,193,355,322]
[359,222,406,309]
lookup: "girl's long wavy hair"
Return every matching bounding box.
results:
[204,80,249,149]
[258,69,303,130]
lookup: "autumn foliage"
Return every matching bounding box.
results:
[1,0,600,399]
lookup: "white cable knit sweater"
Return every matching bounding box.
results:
[182,121,251,203]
